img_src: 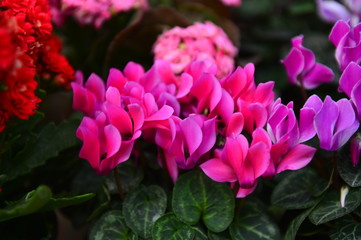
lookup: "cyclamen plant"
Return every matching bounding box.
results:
[1,0,361,240]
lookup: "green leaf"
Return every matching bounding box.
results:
[271,168,327,209]
[2,120,80,183]
[39,193,95,212]
[338,149,361,187]
[151,213,195,240]
[330,218,361,240]
[283,207,315,240]
[172,170,235,233]
[229,199,280,240]
[208,230,232,240]
[309,189,361,225]
[123,185,167,238]
[89,210,135,240]
[193,224,208,240]
[0,185,52,222]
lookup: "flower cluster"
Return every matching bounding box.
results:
[0,0,74,131]
[153,21,238,79]
[49,0,148,28]
[74,54,345,197]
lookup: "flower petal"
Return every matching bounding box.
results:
[200,158,237,182]
[276,144,316,174]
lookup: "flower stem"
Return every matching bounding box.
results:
[113,167,124,200]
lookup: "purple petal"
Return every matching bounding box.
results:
[351,80,361,120]
[299,108,316,143]
[316,0,351,23]
[315,96,339,150]
[351,136,361,166]
[302,63,334,89]
[339,62,361,97]
[303,94,323,113]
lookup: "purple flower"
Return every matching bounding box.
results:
[351,135,361,166]
[316,0,361,26]
[281,35,334,89]
[303,95,359,151]
[339,62,361,119]
[329,20,361,71]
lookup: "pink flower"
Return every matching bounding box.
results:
[264,100,317,177]
[201,126,272,198]
[281,35,334,89]
[316,0,361,26]
[153,21,238,78]
[52,0,148,28]
[220,0,241,7]
[329,20,361,71]
[303,95,359,151]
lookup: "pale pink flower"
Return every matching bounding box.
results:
[153,21,238,78]
[220,0,241,7]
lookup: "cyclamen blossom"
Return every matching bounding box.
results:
[329,20,361,71]
[264,100,317,177]
[351,135,361,166]
[302,95,359,151]
[339,62,361,119]
[153,21,238,78]
[281,35,334,89]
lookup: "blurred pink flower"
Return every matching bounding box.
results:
[281,35,334,89]
[220,0,241,7]
[153,21,238,78]
[316,0,361,26]
[329,20,361,71]
[50,0,148,28]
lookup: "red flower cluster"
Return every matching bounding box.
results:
[0,0,75,132]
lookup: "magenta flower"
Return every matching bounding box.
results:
[201,127,271,198]
[281,35,334,89]
[264,100,317,177]
[156,114,217,181]
[329,20,361,71]
[303,95,359,151]
[153,21,238,78]
[339,62,361,119]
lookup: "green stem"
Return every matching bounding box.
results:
[113,168,124,200]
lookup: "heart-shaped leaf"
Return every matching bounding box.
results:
[271,168,327,209]
[329,218,361,240]
[123,185,167,238]
[151,213,194,240]
[229,198,280,240]
[208,230,232,240]
[89,210,136,240]
[338,148,361,187]
[309,189,361,225]
[172,170,235,232]
[284,207,315,240]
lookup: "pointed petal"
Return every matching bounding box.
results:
[201,158,237,182]
[85,73,105,101]
[180,117,202,156]
[236,183,257,198]
[106,68,127,90]
[302,63,334,89]
[329,20,350,47]
[145,105,174,121]
[104,124,121,158]
[339,62,361,97]
[281,48,304,85]
[177,73,193,98]
[106,87,121,106]
[276,144,316,174]
[248,142,270,179]
[124,61,144,82]
[226,112,244,137]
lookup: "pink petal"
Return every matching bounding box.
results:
[128,104,145,132]
[105,87,121,106]
[124,61,144,82]
[248,103,268,129]
[77,125,100,171]
[85,73,105,101]
[303,94,323,113]
[281,48,305,85]
[351,80,361,120]
[180,117,202,156]
[226,112,244,137]
[236,183,257,198]
[329,20,350,47]
[104,124,121,158]
[201,158,237,182]
[276,144,316,174]
[145,105,174,121]
[248,142,270,179]
[106,68,127,90]
[316,0,351,23]
[214,89,234,124]
[105,104,133,135]
[176,73,193,98]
